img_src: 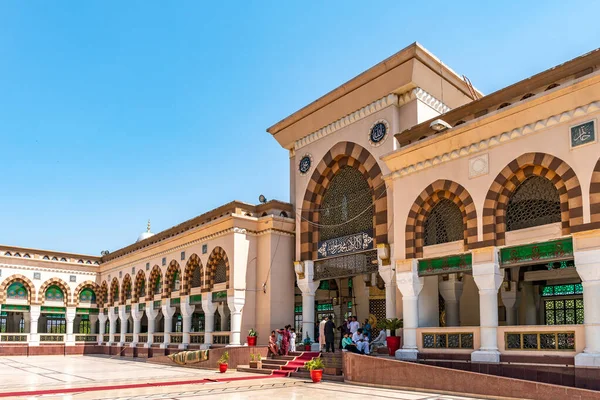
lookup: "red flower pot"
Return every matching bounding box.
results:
[310,369,323,383]
[247,336,257,346]
[304,344,311,351]
[219,363,228,373]
[386,336,401,356]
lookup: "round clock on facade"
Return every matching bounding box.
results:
[299,154,312,175]
[369,120,388,146]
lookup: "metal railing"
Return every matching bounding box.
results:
[153,335,164,344]
[125,335,134,343]
[75,335,98,342]
[212,332,230,345]
[422,332,474,349]
[505,331,575,351]
[190,333,205,344]
[40,334,65,342]
[138,335,148,343]
[170,333,183,344]
[0,334,28,342]
[102,335,110,342]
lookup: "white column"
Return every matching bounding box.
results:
[202,297,217,348]
[160,300,175,349]
[378,244,397,319]
[97,312,107,344]
[180,296,195,349]
[118,305,130,345]
[108,307,118,344]
[574,248,600,367]
[227,293,245,346]
[29,305,41,346]
[145,302,159,348]
[65,307,77,346]
[500,282,520,326]
[89,314,99,335]
[295,261,319,345]
[522,282,538,325]
[218,302,230,332]
[396,259,424,360]
[131,305,144,347]
[471,247,502,363]
[439,275,463,327]
[23,312,31,334]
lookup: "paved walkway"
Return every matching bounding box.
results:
[0,355,483,399]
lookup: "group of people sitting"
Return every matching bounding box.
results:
[268,325,296,356]
[318,315,387,355]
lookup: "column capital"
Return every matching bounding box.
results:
[118,305,130,320]
[131,305,144,321]
[395,260,423,297]
[377,243,391,266]
[65,307,77,322]
[378,263,395,286]
[145,301,159,319]
[30,305,41,320]
[439,276,463,303]
[575,249,600,282]
[227,293,245,314]
[472,248,502,292]
[180,297,195,317]
[297,260,319,295]
[201,297,217,315]
[161,303,176,319]
[108,307,118,321]
[98,312,107,324]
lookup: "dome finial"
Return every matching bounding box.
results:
[147,219,151,232]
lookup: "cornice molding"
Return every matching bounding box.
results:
[386,100,600,180]
[293,88,449,152]
[0,263,98,277]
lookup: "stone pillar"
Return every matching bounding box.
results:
[89,314,99,335]
[295,260,319,344]
[118,305,130,345]
[227,293,245,346]
[145,301,159,348]
[180,296,195,349]
[97,312,107,344]
[439,275,463,327]
[131,305,144,347]
[23,312,30,334]
[108,307,118,345]
[29,305,41,346]
[396,259,423,360]
[218,302,230,332]
[500,282,520,326]
[161,300,176,349]
[202,297,217,348]
[574,248,600,367]
[378,244,397,320]
[65,307,77,346]
[522,282,538,325]
[471,247,502,363]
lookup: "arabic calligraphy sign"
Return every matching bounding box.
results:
[570,120,596,148]
[317,230,374,259]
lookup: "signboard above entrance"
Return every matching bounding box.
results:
[317,230,374,259]
[418,253,472,277]
[500,237,573,267]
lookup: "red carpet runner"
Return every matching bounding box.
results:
[270,351,320,377]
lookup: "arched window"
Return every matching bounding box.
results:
[191,265,202,288]
[79,288,96,303]
[506,176,561,231]
[124,281,132,300]
[171,271,181,292]
[7,282,28,300]
[214,259,227,284]
[45,285,64,302]
[319,166,372,241]
[424,199,464,246]
[153,276,162,295]
[78,315,91,334]
[139,279,146,298]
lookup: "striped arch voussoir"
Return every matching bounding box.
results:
[204,247,230,292]
[120,274,132,305]
[99,282,108,307]
[133,270,146,303]
[591,158,600,223]
[163,260,181,299]
[182,254,202,296]
[146,265,162,301]
[482,152,583,246]
[38,278,72,306]
[300,142,388,261]
[109,277,119,305]
[73,281,99,307]
[405,180,477,259]
[0,274,37,305]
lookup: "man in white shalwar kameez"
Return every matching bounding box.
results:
[319,316,327,351]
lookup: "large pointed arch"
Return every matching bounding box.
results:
[300,141,387,261]
[204,247,230,292]
[182,253,203,295]
[405,180,477,259]
[99,281,109,307]
[120,274,132,304]
[38,278,71,306]
[163,260,181,298]
[146,265,162,301]
[73,281,99,307]
[482,152,583,246]
[591,158,600,223]
[133,270,146,303]
[109,277,119,305]
[0,274,37,305]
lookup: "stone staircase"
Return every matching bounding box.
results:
[237,351,344,382]
[288,351,344,382]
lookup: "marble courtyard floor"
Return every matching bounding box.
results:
[0,355,483,399]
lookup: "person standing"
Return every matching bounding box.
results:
[349,316,360,335]
[290,328,296,352]
[363,318,372,342]
[318,316,327,351]
[278,326,291,355]
[324,315,336,353]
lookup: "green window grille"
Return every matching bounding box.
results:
[545,298,584,325]
[316,303,333,312]
[542,284,583,297]
[318,280,330,290]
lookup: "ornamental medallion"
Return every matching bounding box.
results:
[298,154,312,175]
[369,120,388,146]
[317,231,374,259]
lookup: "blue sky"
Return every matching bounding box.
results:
[0,1,598,255]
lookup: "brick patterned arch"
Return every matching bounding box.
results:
[482,152,583,246]
[182,254,203,295]
[146,265,162,301]
[204,247,230,292]
[109,277,119,305]
[0,274,37,305]
[405,180,477,259]
[163,260,181,298]
[120,274,132,305]
[73,281,99,307]
[300,141,387,261]
[38,278,72,306]
[99,281,108,307]
[133,270,146,303]
[591,158,600,223]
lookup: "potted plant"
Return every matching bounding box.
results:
[247,328,258,346]
[302,335,313,351]
[304,357,325,383]
[218,351,229,373]
[377,318,403,356]
[249,352,262,369]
